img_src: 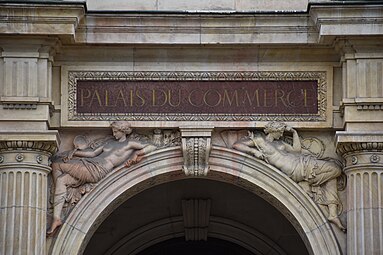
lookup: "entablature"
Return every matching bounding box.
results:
[0,2,382,46]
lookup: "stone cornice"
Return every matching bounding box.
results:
[0,131,60,154]
[75,14,317,44]
[1,2,382,45]
[310,4,383,43]
[0,3,85,41]
[336,131,383,155]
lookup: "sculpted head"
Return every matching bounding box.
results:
[73,135,89,150]
[264,122,286,139]
[110,121,132,135]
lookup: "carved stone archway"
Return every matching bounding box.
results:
[50,146,341,255]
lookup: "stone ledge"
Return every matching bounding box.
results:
[0,131,60,154]
[0,2,85,39]
[336,131,383,155]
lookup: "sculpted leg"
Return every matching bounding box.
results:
[328,204,346,232]
[47,173,78,235]
[311,161,341,186]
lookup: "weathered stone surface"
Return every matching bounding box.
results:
[0,1,382,255]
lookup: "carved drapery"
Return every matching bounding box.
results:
[232,122,346,231]
[51,146,341,255]
[47,123,182,235]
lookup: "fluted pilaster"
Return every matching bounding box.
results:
[337,132,383,255]
[0,132,58,255]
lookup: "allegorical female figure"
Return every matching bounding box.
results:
[233,122,346,232]
[48,121,157,235]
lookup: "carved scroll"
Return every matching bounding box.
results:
[181,128,213,176]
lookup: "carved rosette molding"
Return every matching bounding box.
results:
[181,128,213,176]
[67,71,327,122]
[336,142,383,170]
[0,140,57,169]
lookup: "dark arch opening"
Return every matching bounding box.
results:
[137,237,254,255]
[84,178,308,255]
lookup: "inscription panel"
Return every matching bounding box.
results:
[66,71,327,122]
[77,80,318,115]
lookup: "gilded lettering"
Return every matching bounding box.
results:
[223,90,239,107]
[244,90,260,107]
[105,89,109,106]
[263,90,273,107]
[135,90,146,107]
[80,89,91,107]
[168,89,181,107]
[302,89,307,107]
[89,89,103,107]
[274,89,288,107]
[286,91,295,107]
[152,89,168,107]
[203,89,222,107]
[188,89,203,107]
[115,89,127,107]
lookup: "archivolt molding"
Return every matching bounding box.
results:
[50,146,341,255]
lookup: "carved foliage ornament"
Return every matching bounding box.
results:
[67,71,327,122]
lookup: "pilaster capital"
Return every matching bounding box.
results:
[336,131,383,171]
[0,131,59,153]
[0,131,59,169]
[336,131,383,154]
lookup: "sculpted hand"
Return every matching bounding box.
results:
[62,153,71,163]
[285,125,295,132]
[253,150,264,160]
[62,148,78,163]
[62,156,69,163]
[125,159,135,167]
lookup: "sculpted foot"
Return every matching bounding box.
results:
[47,218,62,236]
[329,217,346,233]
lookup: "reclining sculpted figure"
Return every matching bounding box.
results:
[233,121,346,232]
[48,121,157,235]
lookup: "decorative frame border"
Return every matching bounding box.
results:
[67,71,327,122]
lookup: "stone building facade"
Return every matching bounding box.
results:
[0,1,382,254]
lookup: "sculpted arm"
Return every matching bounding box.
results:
[284,126,302,153]
[233,135,264,160]
[72,145,104,158]
[125,140,157,165]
